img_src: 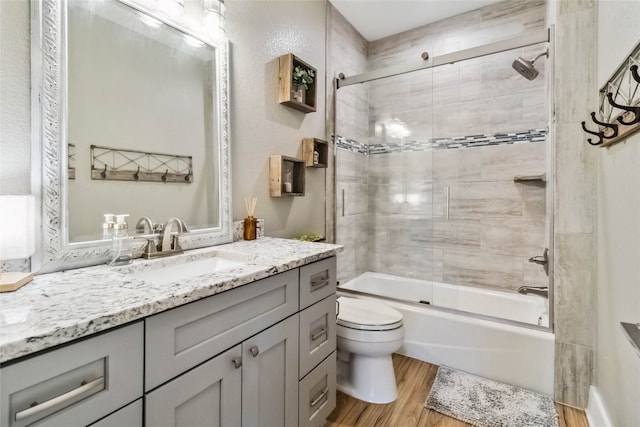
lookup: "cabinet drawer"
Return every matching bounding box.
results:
[0,322,143,427]
[298,352,337,427]
[89,399,142,427]
[299,257,336,309]
[145,269,299,391]
[299,295,336,379]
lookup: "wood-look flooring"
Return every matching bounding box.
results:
[325,354,589,427]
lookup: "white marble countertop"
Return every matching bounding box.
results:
[0,238,342,364]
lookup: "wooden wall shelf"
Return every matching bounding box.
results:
[269,155,305,197]
[302,138,328,168]
[278,54,317,113]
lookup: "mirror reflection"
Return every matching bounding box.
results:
[67,0,220,242]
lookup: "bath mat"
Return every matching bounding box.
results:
[425,366,559,427]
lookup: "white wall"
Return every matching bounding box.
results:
[0,0,31,195]
[226,0,327,238]
[594,2,640,425]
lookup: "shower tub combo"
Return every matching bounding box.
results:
[339,272,554,396]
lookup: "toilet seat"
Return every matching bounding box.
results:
[337,297,403,331]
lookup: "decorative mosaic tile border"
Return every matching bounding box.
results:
[334,135,368,154]
[336,129,547,155]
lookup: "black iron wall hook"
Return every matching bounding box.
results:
[590,112,619,138]
[607,92,640,125]
[581,121,604,146]
[631,65,640,83]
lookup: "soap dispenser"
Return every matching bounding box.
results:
[109,214,133,266]
[102,213,115,240]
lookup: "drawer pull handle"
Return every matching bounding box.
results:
[310,278,329,290]
[310,327,327,341]
[310,387,329,408]
[249,346,260,357]
[232,357,242,369]
[15,377,104,422]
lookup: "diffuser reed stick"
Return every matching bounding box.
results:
[243,196,257,240]
[244,197,257,217]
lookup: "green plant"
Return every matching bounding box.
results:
[292,65,315,91]
[296,233,323,242]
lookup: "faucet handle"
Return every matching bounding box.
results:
[171,235,183,251]
[143,238,158,255]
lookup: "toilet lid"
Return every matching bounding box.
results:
[337,297,403,331]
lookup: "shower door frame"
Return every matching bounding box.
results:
[333,26,557,332]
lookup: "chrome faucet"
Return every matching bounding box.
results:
[158,217,188,252]
[135,216,155,234]
[518,286,549,298]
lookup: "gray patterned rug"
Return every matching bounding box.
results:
[425,366,559,427]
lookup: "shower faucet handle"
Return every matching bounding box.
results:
[528,248,549,276]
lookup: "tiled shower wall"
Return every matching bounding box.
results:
[331,0,549,291]
[366,140,548,293]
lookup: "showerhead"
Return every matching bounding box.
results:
[512,49,548,81]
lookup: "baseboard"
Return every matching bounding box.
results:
[586,386,613,427]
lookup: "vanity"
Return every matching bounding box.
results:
[1,0,342,424]
[0,239,341,427]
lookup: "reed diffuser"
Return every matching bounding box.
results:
[243,197,257,241]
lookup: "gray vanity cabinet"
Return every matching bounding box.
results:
[89,399,143,427]
[0,256,338,427]
[242,315,299,427]
[0,322,143,427]
[145,346,242,426]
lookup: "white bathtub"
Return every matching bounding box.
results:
[339,272,555,396]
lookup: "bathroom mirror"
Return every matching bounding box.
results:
[31,0,231,273]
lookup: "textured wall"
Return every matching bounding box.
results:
[226,0,327,238]
[550,0,598,409]
[0,0,31,195]
[594,2,640,424]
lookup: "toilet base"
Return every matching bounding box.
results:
[336,353,398,404]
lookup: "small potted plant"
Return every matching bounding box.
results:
[291,65,315,104]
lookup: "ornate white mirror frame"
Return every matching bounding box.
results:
[31,0,232,273]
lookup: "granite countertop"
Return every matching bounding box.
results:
[0,238,342,364]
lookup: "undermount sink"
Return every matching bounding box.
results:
[125,256,246,285]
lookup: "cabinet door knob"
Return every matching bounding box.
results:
[249,346,260,357]
[232,357,242,369]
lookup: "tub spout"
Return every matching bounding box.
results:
[518,286,549,298]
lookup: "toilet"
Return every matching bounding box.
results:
[336,296,404,404]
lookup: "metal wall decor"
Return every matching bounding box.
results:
[582,41,640,147]
[90,145,193,183]
[68,144,76,179]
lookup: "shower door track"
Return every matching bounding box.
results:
[337,28,549,88]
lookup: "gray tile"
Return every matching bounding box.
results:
[480,218,545,255]
[554,341,593,408]
[554,233,596,347]
[554,123,596,234]
[448,182,524,218]
[443,248,524,291]
[480,142,546,181]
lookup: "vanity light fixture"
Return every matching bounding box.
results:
[202,0,225,38]
[0,196,36,292]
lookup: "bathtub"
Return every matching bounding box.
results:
[339,272,555,396]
